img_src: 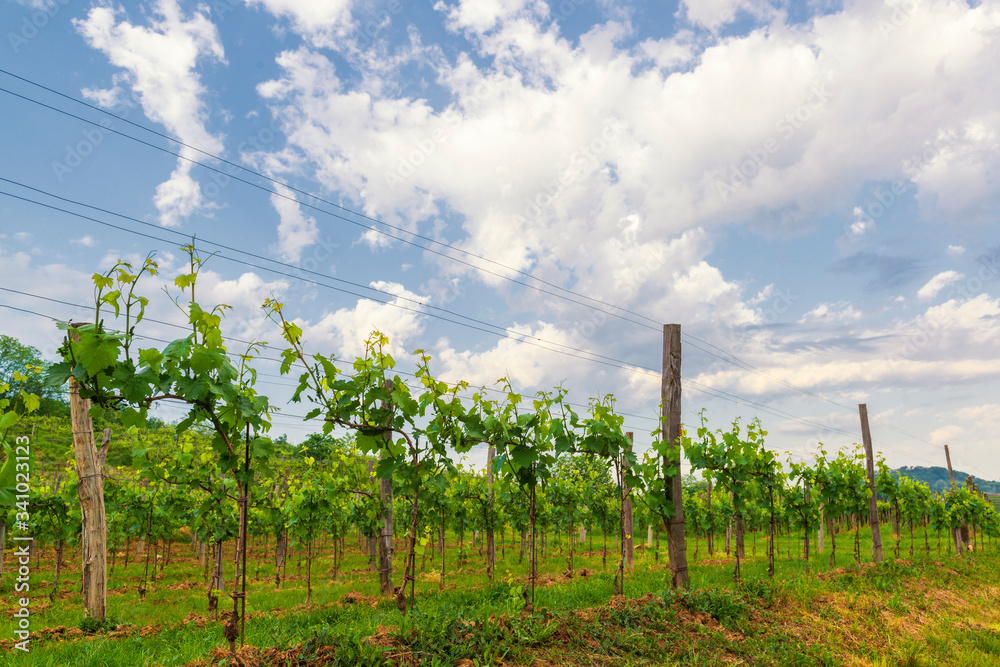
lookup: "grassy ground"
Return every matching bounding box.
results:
[1,525,998,666]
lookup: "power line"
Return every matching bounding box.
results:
[0,73,964,461]
[0,183,663,375]
[1,283,660,424]
[0,294,942,465]
[680,333,855,412]
[0,68,667,325]
[682,378,856,439]
[0,70,886,422]
[0,74,659,332]
[2,288,663,417]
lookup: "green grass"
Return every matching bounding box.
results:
[1,524,998,665]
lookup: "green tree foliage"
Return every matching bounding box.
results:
[0,335,67,416]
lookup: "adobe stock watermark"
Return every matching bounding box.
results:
[212,0,404,50]
[551,0,588,22]
[842,181,906,244]
[353,0,404,49]
[843,132,959,244]
[694,286,799,383]
[878,0,921,39]
[278,234,341,300]
[803,415,857,452]
[202,117,285,203]
[384,80,498,190]
[757,287,798,326]
[715,84,832,202]
[713,0,772,27]
[51,102,132,183]
[8,0,71,54]
[10,435,33,652]
[423,273,465,309]
[565,242,666,350]
[887,252,999,370]
[515,118,626,225]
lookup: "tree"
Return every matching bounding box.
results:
[0,336,66,416]
[296,432,349,461]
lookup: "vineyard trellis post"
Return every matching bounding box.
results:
[378,381,395,596]
[859,404,883,563]
[623,433,634,571]
[803,481,811,562]
[486,445,496,581]
[378,463,394,594]
[706,476,713,556]
[661,323,689,589]
[944,445,967,553]
[68,325,108,620]
[818,506,824,554]
[366,460,378,572]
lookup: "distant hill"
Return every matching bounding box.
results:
[893,466,1000,494]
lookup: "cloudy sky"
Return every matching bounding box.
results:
[1,0,999,477]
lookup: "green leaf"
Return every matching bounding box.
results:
[250,438,274,459]
[0,411,18,431]
[43,362,73,389]
[19,392,40,413]
[163,336,194,363]
[101,290,122,317]
[189,347,226,375]
[92,273,114,290]
[0,445,17,491]
[138,348,164,371]
[510,447,535,470]
[174,273,196,290]
[120,408,147,429]
[74,330,121,375]
[176,375,211,401]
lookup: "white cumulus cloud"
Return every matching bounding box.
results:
[75,0,226,227]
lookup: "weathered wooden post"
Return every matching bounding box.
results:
[944,445,967,554]
[378,381,395,594]
[859,404,883,563]
[486,446,496,580]
[624,432,634,570]
[661,324,690,588]
[68,324,108,620]
[706,476,713,556]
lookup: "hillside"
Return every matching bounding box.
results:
[893,465,1000,494]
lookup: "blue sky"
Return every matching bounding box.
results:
[1,0,999,478]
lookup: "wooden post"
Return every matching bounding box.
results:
[136,477,148,558]
[623,432,634,570]
[366,460,378,572]
[378,382,395,595]
[818,506,824,555]
[486,446,496,580]
[735,515,745,558]
[706,476,713,556]
[859,404,883,563]
[211,539,224,596]
[661,324,690,588]
[378,471,394,594]
[944,445,967,554]
[944,445,956,488]
[68,325,108,620]
[803,482,810,561]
